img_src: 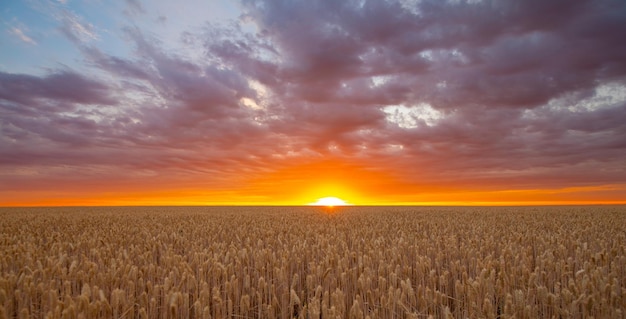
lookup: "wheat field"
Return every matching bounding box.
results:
[0,206,624,318]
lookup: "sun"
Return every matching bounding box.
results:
[309,197,350,207]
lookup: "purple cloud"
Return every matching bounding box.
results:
[2,0,626,203]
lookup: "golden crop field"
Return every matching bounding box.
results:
[0,206,624,319]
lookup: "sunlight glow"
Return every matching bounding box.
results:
[309,197,350,207]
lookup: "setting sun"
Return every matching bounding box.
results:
[309,197,350,207]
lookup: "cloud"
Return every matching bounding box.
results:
[58,10,98,44]
[8,27,37,45]
[2,0,626,204]
[0,70,113,106]
[1,23,278,195]
[124,0,146,15]
[0,69,116,157]
[229,0,626,189]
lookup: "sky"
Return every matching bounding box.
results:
[1,0,626,206]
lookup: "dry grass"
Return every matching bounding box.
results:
[0,206,624,318]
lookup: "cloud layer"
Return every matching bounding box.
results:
[1,0,626,204]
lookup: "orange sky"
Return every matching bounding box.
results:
[3,157,625,206]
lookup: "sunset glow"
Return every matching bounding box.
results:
[309,197,350,207]
[1,1,626,206]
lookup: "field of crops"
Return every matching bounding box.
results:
[1,206,624,318]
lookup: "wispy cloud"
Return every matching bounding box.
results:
[58,10,98,44]
[8,26,37,45]
[124,0,146,16]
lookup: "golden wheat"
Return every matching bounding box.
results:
[0,206,624,318]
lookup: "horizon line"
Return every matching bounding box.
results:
[2,202,625,208]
